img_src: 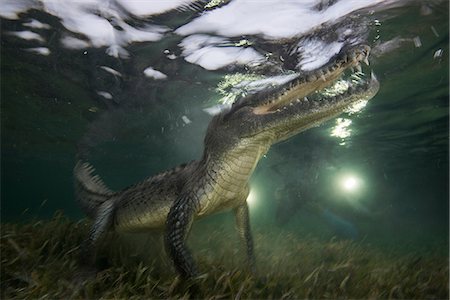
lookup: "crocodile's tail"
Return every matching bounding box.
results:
[74,160,115,219]
[74,160,118,267]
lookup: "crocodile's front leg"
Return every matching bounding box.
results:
[165,183,256,278]
[233,186,255,272]
[165,191,199,279]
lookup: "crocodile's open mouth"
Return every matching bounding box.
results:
[252,44,378,115]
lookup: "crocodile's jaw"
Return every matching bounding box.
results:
[218,44,379,144]
[266,73,379,143]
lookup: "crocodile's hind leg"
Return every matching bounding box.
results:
[80,200,115,267]
[233,185,256,273]
[73,200,115,286]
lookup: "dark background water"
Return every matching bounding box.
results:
[1,0,448,254]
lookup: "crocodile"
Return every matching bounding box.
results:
[74,44,379,279]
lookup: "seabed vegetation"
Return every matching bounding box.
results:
[1,212,448,299]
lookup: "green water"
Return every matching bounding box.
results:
[1,0,448,259]
[1,1,449,298]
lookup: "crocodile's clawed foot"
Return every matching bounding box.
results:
[71,265,98,288]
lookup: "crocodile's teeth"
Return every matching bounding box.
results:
[364,57,370,66]
[307,74,317,82]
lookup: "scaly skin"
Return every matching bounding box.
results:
[74,44,379,279]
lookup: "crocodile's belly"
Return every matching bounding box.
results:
[114,191,175,233]
[197,146,265,217]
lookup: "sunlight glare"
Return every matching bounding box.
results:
[246,188,258,208]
